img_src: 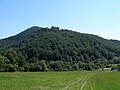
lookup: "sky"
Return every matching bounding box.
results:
[0,0,120,40]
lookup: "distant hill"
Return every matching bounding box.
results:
[0,26,120,72]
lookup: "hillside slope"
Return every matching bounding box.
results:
[1,26,120,61]
[0,26,120,71]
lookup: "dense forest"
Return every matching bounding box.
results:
[0,26,120,72]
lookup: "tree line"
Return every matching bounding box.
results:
[0,48,117,72]
[0,26,120,72]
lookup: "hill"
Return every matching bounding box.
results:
[0,26,120,72]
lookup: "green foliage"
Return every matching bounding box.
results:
[0,26,120,72]
[117,65,120,71]
[0,55,9,72]
[111,66,116,70]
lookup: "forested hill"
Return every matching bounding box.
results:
[0,26,120,72]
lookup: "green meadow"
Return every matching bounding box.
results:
[0,71,120,90]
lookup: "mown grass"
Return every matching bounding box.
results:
[111,64,119,67]
[0,71,120,90]
[91,71,120,90]
[0,71,90,90]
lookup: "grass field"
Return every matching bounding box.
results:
[111,64,119,67]
[0,71,120,90]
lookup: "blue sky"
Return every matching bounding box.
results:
[0,0,120,40]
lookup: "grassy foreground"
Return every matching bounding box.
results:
[0,71,120,90]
